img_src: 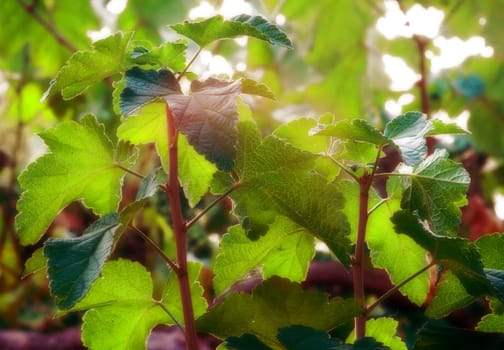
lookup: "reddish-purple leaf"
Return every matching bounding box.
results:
[167,78,241,171]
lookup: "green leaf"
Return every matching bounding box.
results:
[22,248,47,278]
[415,322,504,350]
[384,112,431,166]
[119,67,182,116]
[311,119,389,146]
[401,149,470,236]
[391,211,493,298]
[43,32,134,100]
[197,277,360,348]
[170,14,293,49]
[16,115,125,245]
[213,218,315,295]
[117,103,216,206]
[167,78,241,171]
[240,78,276,99]
[44,214,120,309]
[230,122,351,266]
[476,233,504,270]
[426,271,474,318]
[427,120,469,136]
[74,260,205,350]
[347,318,407,350]
[128,40,187,71]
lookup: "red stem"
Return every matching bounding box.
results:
[353,175,371,340]
[165,104,199,350]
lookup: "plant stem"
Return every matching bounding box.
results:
[326,155,359,182]
[177,47,202,81]
[18,0,77,52]
[165,104,199,350]
[185,183,240,229]
[131,225,179,272]
[114,162,145,179]
[353,175,370,340]
[366,261,435,313]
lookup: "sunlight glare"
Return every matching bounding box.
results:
[382,55,421,91]
[236,62,247,72]
[189,1,216,20]
[87,27,112,42]
[430,36,494,73]
[493,192,504,220]
[219,0,254,18]
[106,0,127,15]
[275,14,286,26]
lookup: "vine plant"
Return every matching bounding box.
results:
[16,13,504,350]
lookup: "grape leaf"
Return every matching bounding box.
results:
[400,149,470,236]
[228,122,351,266]
[427,120,469,136]
[44,214,120,309]
[22,248,47,278]
[311,119,389,146]
[16,115,125,245]
[347,318,407,350]
[167,78,242,172]
[119,67,182,116]
[391,211,494,298]
[170,14,293,49]
[213,218,315,295]
[117,103,216,206]
[73,260,206,350]
[225,334,273,350]
[197,277,360,348]
[384,112,431,166]
[43,32,134,100]
[276,326,341,350]
[415,322,504,350]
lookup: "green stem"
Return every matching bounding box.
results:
[114,162,145,179]
[178,47,202,81]
[326,155,359,182]
[165,104,199,350]
[186,183,240,229]
[366,261,435,313]
[131,225,178,272]
[157,301,184,331]
[368,198,389,216]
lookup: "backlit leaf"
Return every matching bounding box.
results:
[44,214,120,309]
[213,218,315,295]
[43,32,134,100]
[128,40,187,71]
[311,119,389,146]
[170,14,293,48]
[427,120,469,136]
[73,260,205,350]
[240,78,276,99]
[16,115,125,245]
[426,271,474,318]
[347,318,407,350]
[400,149,469,236]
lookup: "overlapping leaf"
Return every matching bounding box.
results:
[197,277,360,348]
[426,271,474,318]
[347,318,407,350]
[400,149,470,236]
[391,211,494,298]
[72,260,206,350]
[383,112,431,166]
[117,102,216,206]
[311,119,389,146]
[16,115,125,245]
[129,40,187,71]
[170,14,293,48]
[44,214,120,309]
[168,78,242,171]
[213,218,315,295]
[221,121,351,265]
[43,32,134,100]
[240,78,276,99]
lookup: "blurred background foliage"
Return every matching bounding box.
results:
[1,0,504,336]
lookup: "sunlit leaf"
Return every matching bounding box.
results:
[347,318,407,350]
[128,40,187,71]
[43,32,134,100]
[213,218,315,295]
[16,115,125,245]
[170,14,293,48]
[311,119,389,146]
[426,271,474,318]
[240,78,276,99]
